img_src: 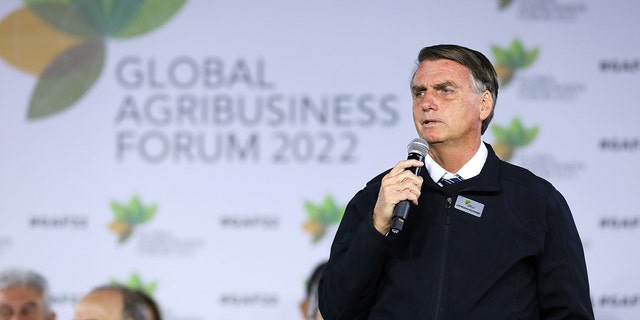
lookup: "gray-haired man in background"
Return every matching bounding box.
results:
[0,268,56,320]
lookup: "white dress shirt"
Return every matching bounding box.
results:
[424,142,488,184]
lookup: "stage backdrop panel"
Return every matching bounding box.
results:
[1,1,638,319]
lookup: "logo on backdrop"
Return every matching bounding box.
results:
[0,0,186,120]
[302,194,345,243]
[599,137,640,151]
[600,217,639,230]
[491,38,585,101]
[109,195,158,244]
[111,272,158,295]
[109,194,205,256]
[490,118,585,180]
[596,293,640,308]
[487,38,585,180]
[219,293,279,308]
[497,0,587,21]
[30,215,88,229]
[220,215,280,229]
[491,38,539,88]
[112,55,401,164]
[600,59,640,73]
[491,117,538,161]
[0,1,401,164]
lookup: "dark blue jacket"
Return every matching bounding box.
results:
[319,143,594,319]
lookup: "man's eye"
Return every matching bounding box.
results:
[0,307,13,318]
[22,308,37,316]
[414,91,424,98]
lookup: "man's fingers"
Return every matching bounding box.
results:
[389,159,424,175]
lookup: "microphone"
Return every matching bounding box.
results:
[390,138,429,234]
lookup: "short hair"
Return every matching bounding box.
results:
[305,262,327,318]
[0,268,53,313]
[134,290,162,320]
[412,44,499,134]
[91,285,146,320]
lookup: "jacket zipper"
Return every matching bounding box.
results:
[434,196,453,320]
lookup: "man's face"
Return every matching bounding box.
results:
[73,290,123,320]
[0,286,53,320]
[411,59,492,148]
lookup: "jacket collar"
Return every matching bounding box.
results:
[423,142,501,193]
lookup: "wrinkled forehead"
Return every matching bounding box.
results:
[0,286,44,305]
[74,290,124,320]
[413,59,473,87]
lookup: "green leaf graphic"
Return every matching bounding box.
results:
[303,195,345,243]
[143,204,158,222]
[27,40,105,119]
[23,0,72,5]
[304,201,320,220]
[509,39,525,65]
[320,196,339,224]
[523,48,540,68]
[28,2,101,39]
[111,195,158,225]
[111,272,158,295]
[71,0,145,36]
[492,118,539,148]
[115,0,187,38]
[110,202,126,220]
[128,195,146,224]
[144,282,158,294]
[491,125,508,143]
[524,127,539,145]
[491,45,508,65]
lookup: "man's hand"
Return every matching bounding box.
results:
[372,159,424,235]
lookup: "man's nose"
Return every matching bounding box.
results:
[420,92,437,111]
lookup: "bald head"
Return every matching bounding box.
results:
[73,286,145,320]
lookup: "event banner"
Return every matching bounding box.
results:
[1,0,638,319]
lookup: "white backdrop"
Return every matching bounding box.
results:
[1,0,639,319]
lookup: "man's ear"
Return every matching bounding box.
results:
[299,300,310,319]
[480,91,493,119]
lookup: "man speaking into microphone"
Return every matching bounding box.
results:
[318,44,594,319]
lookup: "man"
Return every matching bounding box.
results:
[299,262,327,320]
[73,285,146,320]
[0,268,56,320]
[133,290,162,320]
[318,44,594,319]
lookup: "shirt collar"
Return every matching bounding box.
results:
[425,142,488,183]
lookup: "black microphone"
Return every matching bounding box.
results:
[390,138,429,234]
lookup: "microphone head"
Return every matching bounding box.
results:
[407,138,429,156]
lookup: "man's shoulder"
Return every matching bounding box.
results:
[499,159,554,192]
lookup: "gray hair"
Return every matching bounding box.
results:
[411,44,499,134]
[0,268,53,313]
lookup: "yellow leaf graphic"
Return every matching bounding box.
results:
[0,6,82,75]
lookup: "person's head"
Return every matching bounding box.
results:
[73,285,146,320]
[410,44,498,147]
[299,262,326,320]
[0,268,55,320]
[132,290,161,320]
